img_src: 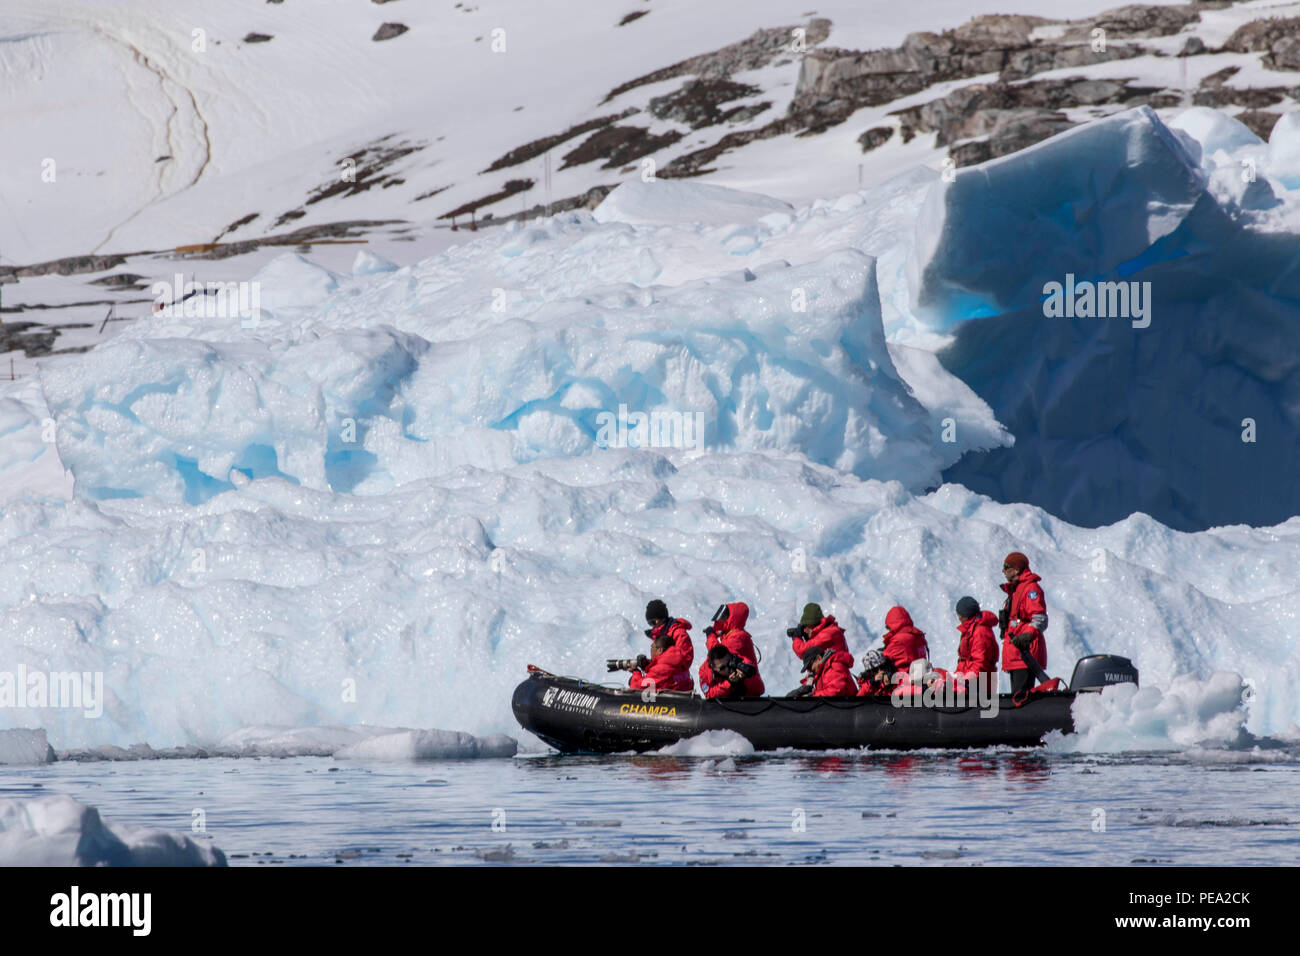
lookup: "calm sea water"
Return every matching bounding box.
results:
[3,748,1298,866]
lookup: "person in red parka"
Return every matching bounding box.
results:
[855,649,897,696]
[951,595,999,694]
[790,603,849,658]
[999,552,1048,694]
[801,647,858,697]
[880,606,929,671]
[698,602,765,697]
[702,644,763,698]
[643,599,694,690]
[789,602,849,689]
[628,634,695,693]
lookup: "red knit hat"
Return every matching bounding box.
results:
[1004,551,1030,571]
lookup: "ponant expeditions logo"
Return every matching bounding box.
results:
[541,687,600,714]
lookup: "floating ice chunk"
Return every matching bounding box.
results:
[335,729,518,760]
[0,794,226,866]
[0,729,56,765]
[657,729,755,756]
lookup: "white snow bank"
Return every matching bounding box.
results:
[594,180,794,227]
[0,728,56,765]
[0,794,226,866]
[656,729,755,756]
[219,725,517,759]
[248,253,341,314]
[1046,673,1252,753]
[335,729,518,760]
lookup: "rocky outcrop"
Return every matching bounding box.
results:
[890,76,1162,165]
[602,18,831,103]
[559,125,684,170]
[1224,16,1300,71]
[372,22,408,42]
[483,109,637,172]
[648,79,766,128]
[857,126,894,152]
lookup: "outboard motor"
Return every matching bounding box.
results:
[1069,654,1139,692]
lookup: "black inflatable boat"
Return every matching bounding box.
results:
[512,655,1138,754]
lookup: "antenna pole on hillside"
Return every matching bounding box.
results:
[544,151,552,216]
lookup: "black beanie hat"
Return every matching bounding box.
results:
[955,596,980,619]
[645,599,668,624]
[800,603,823,629]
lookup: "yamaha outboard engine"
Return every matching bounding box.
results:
[1070,655,1139,692]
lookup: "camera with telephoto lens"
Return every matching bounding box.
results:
[606,658,644,672]
[786,625,801,638]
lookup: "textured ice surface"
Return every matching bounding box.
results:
[0,793,226,866]
[0,728,56,765]
[3,113,1300,753]
[922,107,1300,530]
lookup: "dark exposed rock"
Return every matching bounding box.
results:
[243,33,273,44]
[0,254,126,281]
[949,110,1077,166]
[372,22,409,42]
[659,116,799,178]
[648,79,765,128]
[439,179,534,221]
[308,136,422,205]
[559,125,684,170]
[858,126,894,152]
[88,273,148,288]
[1193,86,1287,109]
[1180,36,1205,56]
[212,212,259,243]
[619,10,648,26]
[1224,16,1300,71]
[891,77,1135,149]
[603,19,831,102]
[1200,65,1241,88]
[1235,110,1281,141]
[482,109,637,172]
[1077,4,1203,39]
[272,208,306,228]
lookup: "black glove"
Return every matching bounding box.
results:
[786,684,814,698]
[1010,632,1034,651]
[998,606,1010,633]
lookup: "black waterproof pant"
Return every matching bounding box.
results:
[1009,669,1035,694]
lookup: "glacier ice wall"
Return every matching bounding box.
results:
[915,106,1300,531]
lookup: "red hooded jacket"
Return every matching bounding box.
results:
[628,652,695,693]
[1000,571,1047,671]
[881,606,929,671]
[791,616,849,659]
[699,602,766,698]
[646,617,694,689]
[954,610,999,680]
[810,649,858,697]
